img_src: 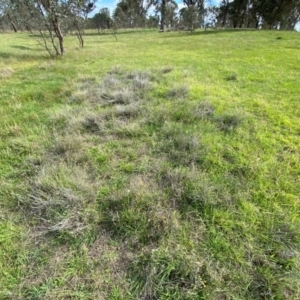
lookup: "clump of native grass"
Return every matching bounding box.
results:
[69,68,152,106]
[215,113,243,132]
[18,162,98,235]
[168,85,189,98]
[17,67,153,240]
[194,100,216,119]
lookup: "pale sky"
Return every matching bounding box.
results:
[93,0,223,16]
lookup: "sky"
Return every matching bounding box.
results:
[93,0,222,16]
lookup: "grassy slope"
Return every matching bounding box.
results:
[0,29,299,299]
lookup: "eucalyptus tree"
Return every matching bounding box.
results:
[92,7,111,33]
[8,0,96,55]
[153,0,178,30]
[0,0,19,31]
[279,1,300,30]
[113,0,148,28]
[218,0,300,30]
[182,0,206,28]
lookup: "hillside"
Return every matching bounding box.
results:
[0,29,299,299]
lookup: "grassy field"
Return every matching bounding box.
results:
[0,29,299,299]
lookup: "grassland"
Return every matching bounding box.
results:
[0,29,299,299]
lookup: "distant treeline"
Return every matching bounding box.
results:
[88,0,300,31]
[1,0,299,33]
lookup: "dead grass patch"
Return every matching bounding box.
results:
[18,162,99,236]
[0,66,14,79]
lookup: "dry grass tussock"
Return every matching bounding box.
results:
[0,66,14,79]
[18,162,99,235]
[18,68,153,239]
[69,69,152,106]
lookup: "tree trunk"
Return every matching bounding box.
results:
[7,13,17,32]
[221,0,229,27]
[53,20,65,55]
[75,21,84,48]
[160,0,166,31]
[255,19,259,29]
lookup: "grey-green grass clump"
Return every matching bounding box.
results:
[168,85,189,98]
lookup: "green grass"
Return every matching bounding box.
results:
[0,29,299,299]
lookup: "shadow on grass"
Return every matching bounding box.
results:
[0,50,47,60]
[159,28,257,38]
[83,30,149,37]
[10,45,41,51]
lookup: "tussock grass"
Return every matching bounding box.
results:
[18,162,98,235]
[168,85,189,98]
[194,100,216,119]
[131,247,205,299]
[215,113,243,132]
[155,124,204,166]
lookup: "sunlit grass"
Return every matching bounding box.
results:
[0,28,299,299]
